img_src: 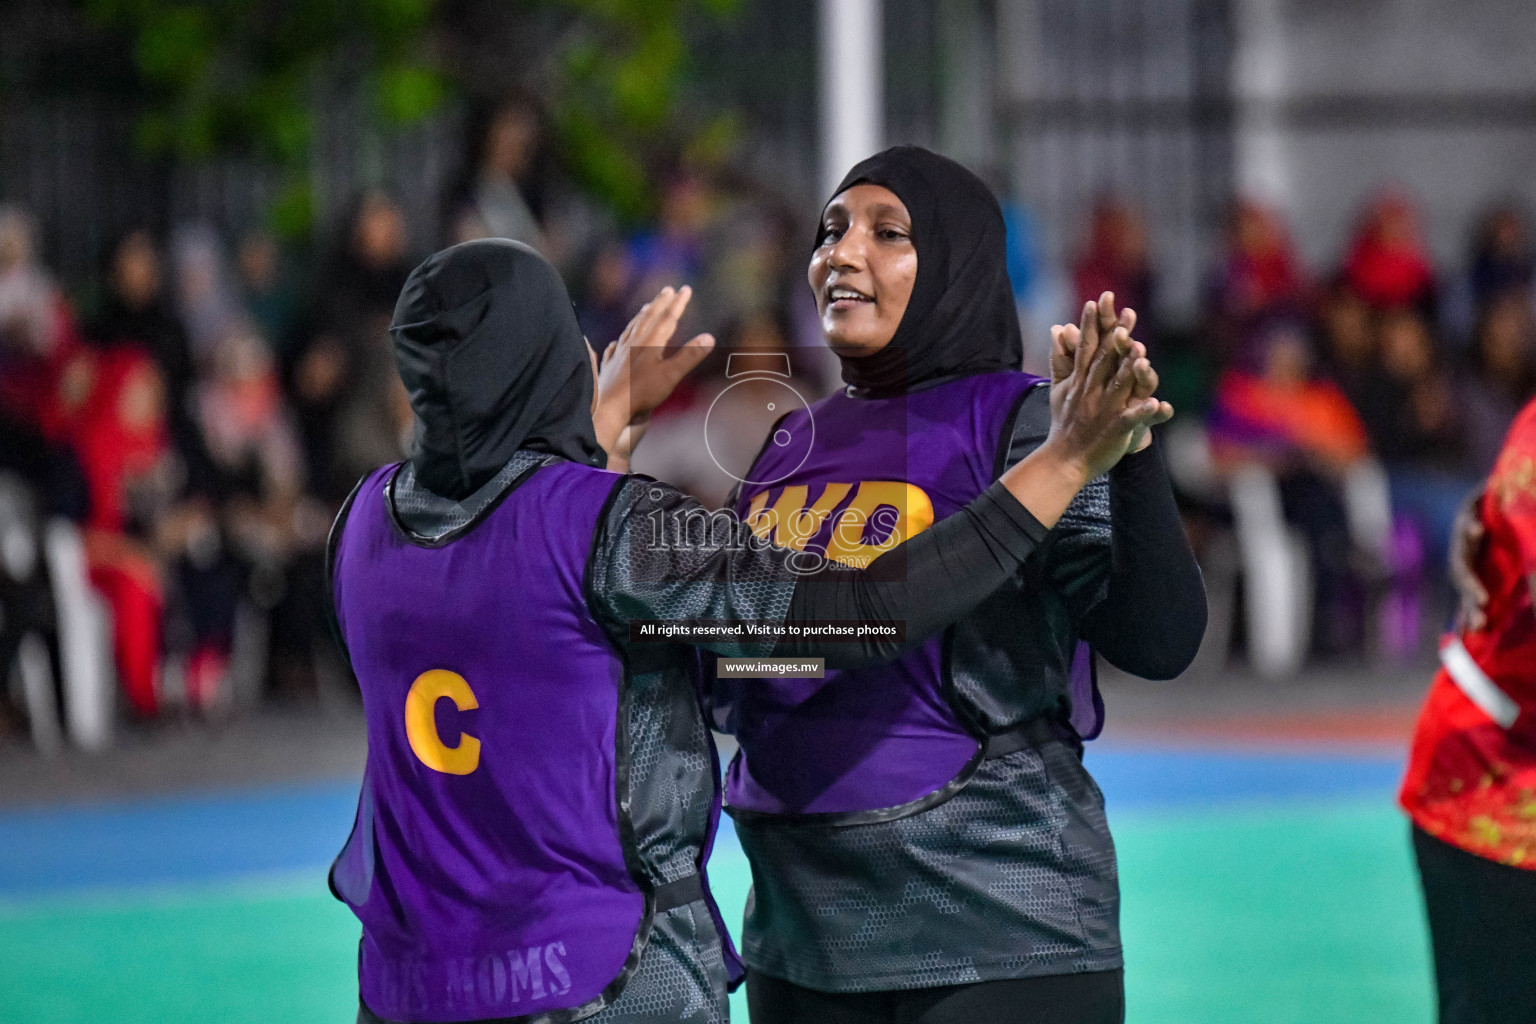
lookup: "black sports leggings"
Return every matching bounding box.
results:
[746,968,1125,1024]
[1413,825,1536,1024]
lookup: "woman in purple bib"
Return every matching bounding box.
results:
[717,148,1208,1023]
[326,237,1167,1024]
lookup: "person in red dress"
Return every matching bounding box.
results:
[1402,393,1536,1024]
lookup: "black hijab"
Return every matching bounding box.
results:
[390,239,603,500]
[820,146,1023,397]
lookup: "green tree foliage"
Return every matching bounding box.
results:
[86,0,443,160]
[81,0,739,231]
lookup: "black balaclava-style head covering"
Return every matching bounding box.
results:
[391,239,604,500]
[819,145,1024,397]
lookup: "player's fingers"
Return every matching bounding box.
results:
[1131,351,1159,400]
[616,307,641,347]
[644,285,693,349]
[1121,396,1165,431]
[1118,306,1138,336]
[1050,326,1074,383]
[1075,300,1101,381]
[1115,397,1157,433]
[1088,323,1128,389]
[632,286,679,345]
[622,292,668,347]
[1097,291,1118,341]
[665,332,715,372]
[1108,306,1134,358]
[1109,345,1138,397]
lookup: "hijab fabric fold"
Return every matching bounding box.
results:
[391,239,603,500]
[821,146,1024,397]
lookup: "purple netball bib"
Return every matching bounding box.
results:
[722,371,1103,818]
[331,460,646,1023]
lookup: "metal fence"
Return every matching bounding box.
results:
[999,0,1235,321]
[0,90,457,291]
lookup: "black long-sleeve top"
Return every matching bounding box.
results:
[377,448,1050,669]
[586,472,1048,665]
[995,386,1206,682]
[384,424,1203,682]
[1083,438,1207,678]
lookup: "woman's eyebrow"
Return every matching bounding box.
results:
[864,203,910,224]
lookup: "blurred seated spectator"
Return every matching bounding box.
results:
[170,223,245,365]
[1208,320,1389,662]
[0,211,88,510]
[180,321,314,707]
[1072,196,1155,339]
[0,471,60,750]
[287,190,413,503]
[237,228,300,358]
[1317,280,1376,395]
[442,93,548,252]
[0,208,120,744]
[1460,290,1536,474]
[576,236,638,351]
[1343,193,1437,315]
[1204,198,1309,364]
[629,169,713,310]
[1370,307,1476,569]
[0,206,89,442]
[194,325,304,512]
[1469,205,1534,311]
[87,229,199,454]
[70,345,176,719]
[1211,321,1371,471]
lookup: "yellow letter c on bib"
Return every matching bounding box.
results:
[405,670,481,775]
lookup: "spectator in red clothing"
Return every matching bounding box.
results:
[1343,192,1437,314]
[0,206,90,442]
[1204,198,1309,364]
[71,347,175,718]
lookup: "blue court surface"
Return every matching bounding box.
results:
[0,745,1433,1023]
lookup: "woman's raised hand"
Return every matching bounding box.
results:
[593,285,715,471]
[997,293,1171,529]
[1044,292,1173,482]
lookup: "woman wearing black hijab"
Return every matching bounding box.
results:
[325,237,1165,1024]
[717,147,1207,1023]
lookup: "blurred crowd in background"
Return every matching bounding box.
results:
[2,89,1535,746]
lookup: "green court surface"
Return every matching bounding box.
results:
[0,792,1433,1023]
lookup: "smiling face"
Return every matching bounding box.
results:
[808,183,917,358]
